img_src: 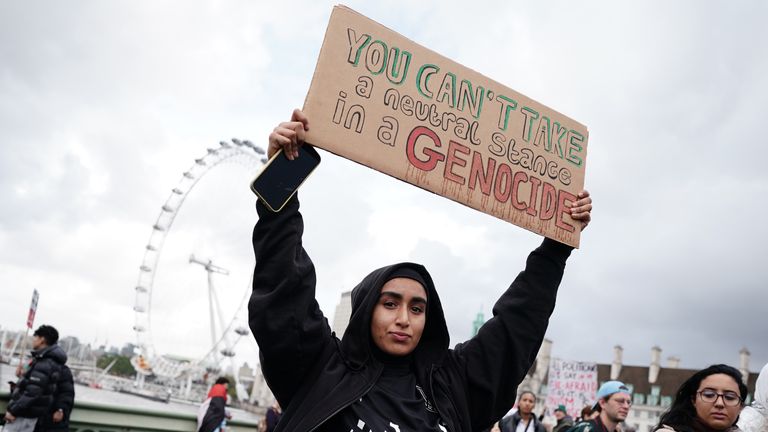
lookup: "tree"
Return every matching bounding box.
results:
[96,354,136,377]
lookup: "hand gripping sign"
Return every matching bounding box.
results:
[304,6,588,247]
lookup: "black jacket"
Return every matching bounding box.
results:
[249,197,573,432]
[198,397,227,432]
[566,417,615,432]
[553,415,575,432]
[265,406,282,432]
[500,413,547,432]
[34,364,75,432]
[8,345,67,418]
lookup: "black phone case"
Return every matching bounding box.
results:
[250,145,321,212]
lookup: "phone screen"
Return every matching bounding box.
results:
[250,145,321,212]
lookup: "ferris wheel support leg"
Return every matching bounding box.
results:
[184,374,193,398]
[208,273,219,364]
[0,330,6,360]
[136,373,145,389]
[211,281,235,353]
[229,355,247,402]
[8,333,22,365]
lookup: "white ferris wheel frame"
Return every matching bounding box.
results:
[131,139,266,379]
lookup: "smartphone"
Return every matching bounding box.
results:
[250,144,321,212]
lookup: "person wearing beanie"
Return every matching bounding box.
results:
[553,405,575,432]
[249,109,593,432]
[567,381,632,432]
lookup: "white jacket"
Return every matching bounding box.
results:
[738,363,768,432]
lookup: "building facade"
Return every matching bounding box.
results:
[332,290,353,337]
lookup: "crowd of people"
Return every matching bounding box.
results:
[490,363,768,432]
[195,358,768,432]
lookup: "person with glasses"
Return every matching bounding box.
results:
[655,364,746,432]
[566,381,632,432]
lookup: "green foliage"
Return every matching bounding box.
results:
[96,354,136,377]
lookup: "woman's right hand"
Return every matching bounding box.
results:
[268,109,310,160]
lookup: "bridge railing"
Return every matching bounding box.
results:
[1,392,261,432]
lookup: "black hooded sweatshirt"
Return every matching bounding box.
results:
[249,196,573,432]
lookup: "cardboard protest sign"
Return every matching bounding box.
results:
[27,289,39,329]
[304,5,588,247]
[545,358,598,417]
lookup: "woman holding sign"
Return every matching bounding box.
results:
[248,109,592,432]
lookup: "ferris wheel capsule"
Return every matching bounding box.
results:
[131,355,153,375]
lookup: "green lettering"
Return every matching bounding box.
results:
[458,80,485,119]
[495,95,518,131]
[436,73,456,108]
[416,64,439,99]
[521,107,539,143]
[347,28,371,66]
[566,131,584,167]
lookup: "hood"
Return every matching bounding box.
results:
[339,262,449,371]
[34,344,68,364]
[756,362,768,407]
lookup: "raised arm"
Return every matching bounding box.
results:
[248,110,333,406]
[453,191,592,430]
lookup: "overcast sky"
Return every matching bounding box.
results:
[1,1,766,378]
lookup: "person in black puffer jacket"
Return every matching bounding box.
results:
[4,325,67,432]
[34,364,75,432]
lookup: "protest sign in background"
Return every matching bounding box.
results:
[27,288,39,329]
[304,6,589,247]
[545,358,599,417]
